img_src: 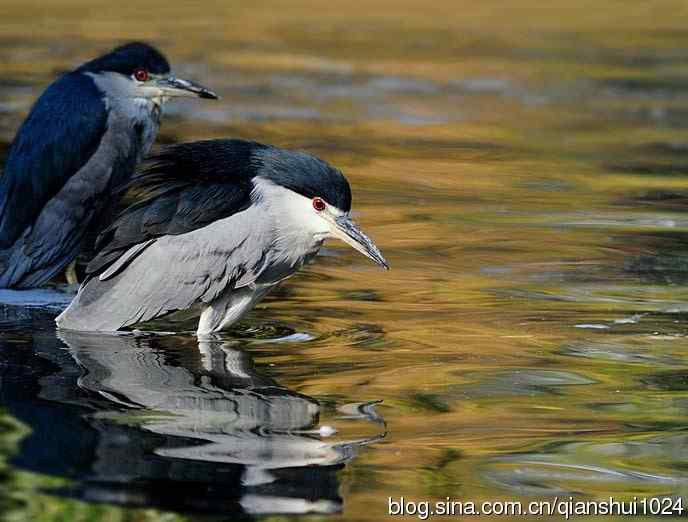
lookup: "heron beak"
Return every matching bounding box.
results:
[330,216,389,269]
[154,75,218,99]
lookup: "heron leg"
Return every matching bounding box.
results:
[197,286,272,336]
[197,340,252,376]
[65,261,79,285]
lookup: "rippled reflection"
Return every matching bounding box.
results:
[0,316,384,516]
[485,434,688,497]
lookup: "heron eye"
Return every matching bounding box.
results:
[133,68,149,82]
[312,197,326,212]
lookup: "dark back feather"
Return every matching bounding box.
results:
[87,140,264,277]
[0,72,107,248]
[87,139,353,279]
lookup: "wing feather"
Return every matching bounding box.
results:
[58,140,270,332]
[86,140,259,278]
[56,208,271,332]
[0,73,107,248]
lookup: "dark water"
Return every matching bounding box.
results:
[3,1,688,521]
[0,309,385,517]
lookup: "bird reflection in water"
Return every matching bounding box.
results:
[0,321,385,516]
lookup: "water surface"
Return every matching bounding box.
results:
[3,1,688,520]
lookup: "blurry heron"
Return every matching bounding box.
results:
[0,42,217,288]
[56,139,388,334]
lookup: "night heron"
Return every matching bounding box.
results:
[56,139,388,335]
[0,42,217,288]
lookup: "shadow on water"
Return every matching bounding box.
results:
[0,305,385,517]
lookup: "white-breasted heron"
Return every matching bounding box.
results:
[56,139,388,335]
[0,42,217,288]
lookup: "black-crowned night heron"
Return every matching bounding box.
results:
[56,139,389,335]
[0,42,217,288]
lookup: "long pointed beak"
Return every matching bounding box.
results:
[154,75,218,99]
[330,216,389,269]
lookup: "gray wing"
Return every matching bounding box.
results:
[56,206,274,332]
[0,73,107,247]
[0,169,109,288]
[0,73,110,288]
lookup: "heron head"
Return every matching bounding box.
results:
[255,147,389,269]
[79,42,218,101]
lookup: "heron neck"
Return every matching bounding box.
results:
[252,177,327,266]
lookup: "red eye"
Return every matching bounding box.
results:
[312,197,326,212]
[133,68,149,82]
